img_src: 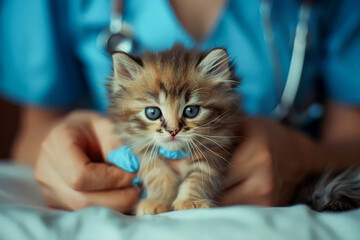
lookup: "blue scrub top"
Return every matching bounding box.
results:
[1,0,359,116]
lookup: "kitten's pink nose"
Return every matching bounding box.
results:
[167,128,180,137]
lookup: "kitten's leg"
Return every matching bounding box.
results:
[172,160,223,210]
[136,159,179,216]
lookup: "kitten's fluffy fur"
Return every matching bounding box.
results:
[293,168,360,211]
[108,45,241,215]
[108,45,360,214]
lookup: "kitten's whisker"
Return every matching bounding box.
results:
[193,142,221,172]
[200,110,232,128]
[141,139,156,175]
[203,110,232,126]
[191,140,216,197]
[190,139,213,178]
[192,133,233,157]
[128,136,152,151]
[185,140,195,163]
[145,143,156,176]
[153,144,159,166]
[194,111,233,132]
[189,140,207,189]
[193,138,231,165]
[148,141,158,170]
[188,125,211,132]
[209,112,233,128]
[130,135,151,144]
[189,119,244,133]
[131,139,153,166]
[189,140,206,166]
[121,104,126,119]
[186,140,202,187]
[188,111,233,135]
[193,133,244,139]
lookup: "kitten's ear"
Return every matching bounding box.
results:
[197,48,230,78]
[112,52,142,80]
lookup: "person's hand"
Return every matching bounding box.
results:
[220,117,316,207]
[34,111,141,212]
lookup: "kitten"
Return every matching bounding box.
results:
[107,44,360,214]
[293,168,360,211]
[107,45,242,215]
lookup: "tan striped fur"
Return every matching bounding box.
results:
[107,45,242,215]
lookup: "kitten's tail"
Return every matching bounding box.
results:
[310,168,360,211]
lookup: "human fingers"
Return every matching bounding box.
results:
[36,157,141,213]
[77,187,141,213]
[220,167,275,206]
[59,144,137,191]
[219,178,275,206]
[90,114,122,161]
[41,179,141,213]
[220,136,276,206]
[47,186,142,213]
[223,137,265,189]
[40,114,137,191]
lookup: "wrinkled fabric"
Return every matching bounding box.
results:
[1,163,360,240]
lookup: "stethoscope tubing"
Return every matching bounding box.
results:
[261,0,312,121]
[101,0,317,125]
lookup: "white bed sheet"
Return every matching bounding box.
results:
[1,162,360,240]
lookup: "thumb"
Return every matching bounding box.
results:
[90,115,122,160]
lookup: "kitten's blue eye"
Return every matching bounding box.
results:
[183,106,200,118]
[145,107,162,120]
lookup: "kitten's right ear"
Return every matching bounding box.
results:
[197,48,230,78]
[112,52,143,80]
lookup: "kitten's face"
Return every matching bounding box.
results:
[108,46,240,153]
[136,89,209,151]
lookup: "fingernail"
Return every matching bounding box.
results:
[132,177,141,185]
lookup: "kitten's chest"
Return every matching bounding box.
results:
[162,157,192,179]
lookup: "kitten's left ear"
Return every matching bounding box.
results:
[112,52,143,80]
[197,48,230,78]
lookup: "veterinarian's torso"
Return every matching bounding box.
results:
[2,0,359,117]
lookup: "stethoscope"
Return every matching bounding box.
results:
[97,0,137,55]
[261,0,322,126]
[98,0,322,127]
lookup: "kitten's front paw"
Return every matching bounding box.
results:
[136,199,171,216]
[172,199,215,211]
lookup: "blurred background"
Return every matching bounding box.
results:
[0,99,19,159]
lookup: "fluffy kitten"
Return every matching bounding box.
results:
[107,45,360,214]
[107,45,242,215]
[293,168,360,211]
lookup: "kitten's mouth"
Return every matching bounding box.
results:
[169,137,179,142]
[159,136,185,151]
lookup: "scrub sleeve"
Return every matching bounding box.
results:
[0,0,87,109]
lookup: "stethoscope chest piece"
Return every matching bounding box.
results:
[97,25,137,55]
[97,0,137,55]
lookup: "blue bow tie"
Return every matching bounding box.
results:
[107,146,189,173]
